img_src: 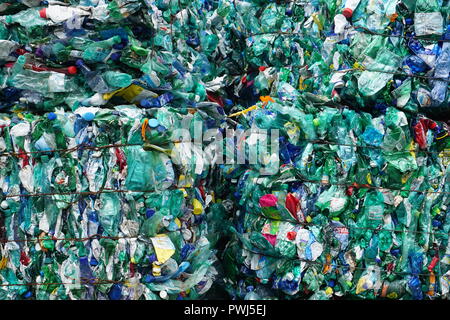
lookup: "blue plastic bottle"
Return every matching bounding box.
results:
[431,26,450,106]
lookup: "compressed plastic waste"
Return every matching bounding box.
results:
[220,92,450,300]
[0,0,450,301]
[213,0,450,300]
[215,0,450,113]
[0,107,229,300]
[0,0,243,300]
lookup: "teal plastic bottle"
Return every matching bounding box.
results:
[82,36,122,63]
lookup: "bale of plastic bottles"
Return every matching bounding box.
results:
[0,0,241,300]
[221,96,450,300]
[1,0,450,301]
[0,107,228,300]
[213,0,450,300]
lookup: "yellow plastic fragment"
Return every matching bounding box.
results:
[192,198,204,215]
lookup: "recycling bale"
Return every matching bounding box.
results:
[0,106,230,300]
[221,96,450,300]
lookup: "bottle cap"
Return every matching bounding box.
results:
[47,112,57,121]
[287,231,297,241]
[146,208,155,219]
[432,219,441,227]
[67,66,77,75]
[35,47,44,58]
[159,290,168,299]
[39,8,47,19]
[90,257,98,266]
[16,49,27,56]
[1,201,8,209]
[156,125,167,133]
[342,8,353,18]
[110,52,122,61]
[82,112,95,121]
[148,118,159,128]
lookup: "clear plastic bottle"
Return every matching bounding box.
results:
[2,7,48,27]
[103,71,132,88]
[76,59,110,93]
[81,36,122,63]
[431,26,450,106]
[39,5,90,23]
[6,55,26,86]
[11,69,78,94]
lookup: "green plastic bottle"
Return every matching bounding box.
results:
[82,36,121,63]
[6,55,26,86]
[3,8,47,28]
[103,71,133,88]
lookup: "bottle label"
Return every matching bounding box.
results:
[48,72,66,92]
[111,83,158,103]
[150,234,175,264]
[69,50,83,58]
[368,205,383,221]
[414,12,444,36]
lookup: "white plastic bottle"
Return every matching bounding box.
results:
[342,0,361,18]
[39,5,89,23]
